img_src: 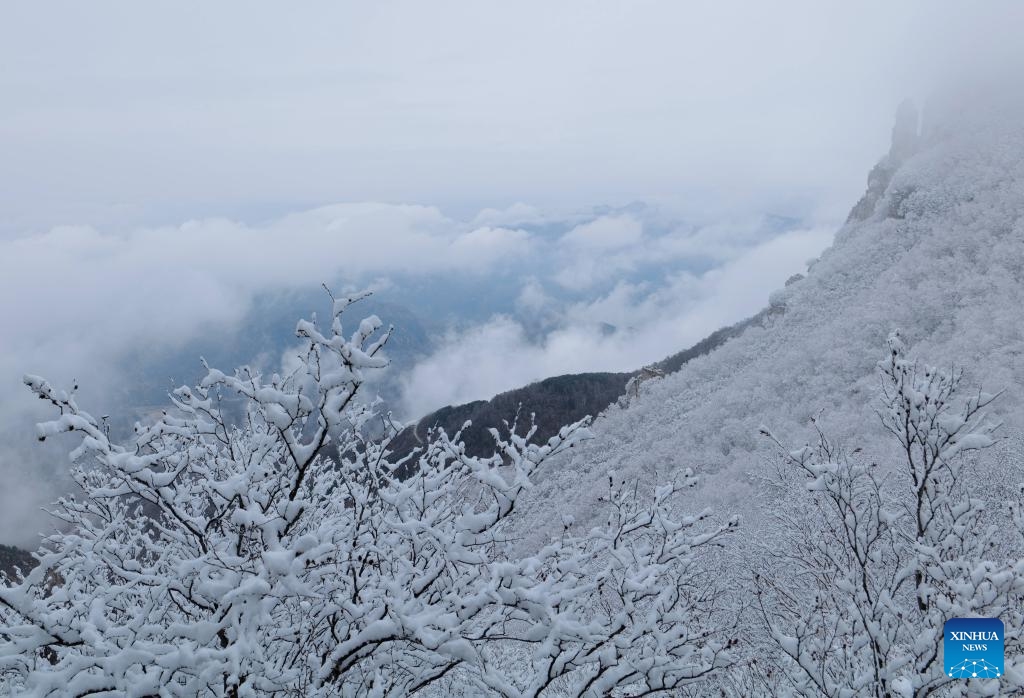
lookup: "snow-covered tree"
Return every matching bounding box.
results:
[618,366,665,409]
[0,292,738,697]
[756,333,1024,697]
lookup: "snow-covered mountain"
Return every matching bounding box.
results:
[518,91,1024,546]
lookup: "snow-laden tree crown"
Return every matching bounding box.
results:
[0,292,740,696]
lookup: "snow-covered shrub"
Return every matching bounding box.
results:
[756,332,1024,697]
[0,293,738,697]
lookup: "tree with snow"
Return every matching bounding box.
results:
[0,292,738,697]
[756,332,1024,697]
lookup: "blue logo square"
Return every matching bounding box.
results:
[944,617,1004,679]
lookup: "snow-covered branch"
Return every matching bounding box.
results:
[1,294,737,697]
[756,333,1024,697]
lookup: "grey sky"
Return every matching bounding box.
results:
[4,2,1018,233]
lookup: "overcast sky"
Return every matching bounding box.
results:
[4,1,1019,233]
[2,1,1023,546]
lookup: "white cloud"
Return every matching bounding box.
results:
[0,202,539,546]
[552,216,646,290]
[449,226,533,266]
[0,204,535,398]
[400,226,834,416]
[0,193,839,547]
[560,216,644,251]
[471,203,547,228]
[515,278,553,313]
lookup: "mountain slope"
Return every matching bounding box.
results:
[516,95,1024,543]
[388,372,630,458]
[388,309,766,459]
[0,544,36,583]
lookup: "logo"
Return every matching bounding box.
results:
[944,617,1004,679]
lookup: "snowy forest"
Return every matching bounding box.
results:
[3,3,1024,697]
